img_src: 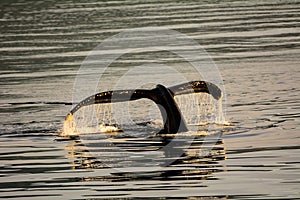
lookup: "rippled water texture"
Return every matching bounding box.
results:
[1,0,300,199]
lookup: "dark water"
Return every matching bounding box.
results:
[1,0,300,199]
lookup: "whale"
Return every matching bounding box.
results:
[64,81,222,134]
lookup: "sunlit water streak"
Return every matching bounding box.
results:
[0,0,300,199]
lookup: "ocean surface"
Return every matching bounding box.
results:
[1,0,300,199]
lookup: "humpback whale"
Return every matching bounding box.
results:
[64,81,222,134]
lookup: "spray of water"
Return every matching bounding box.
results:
[63,103,121,136]
[175,93,225,125]
[62,92,226,137]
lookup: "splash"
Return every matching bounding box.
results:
[62,100,162,136]
[62,92,226,137]
[62,103,121,136]
[61,81,227,136]
[175,92,226,126]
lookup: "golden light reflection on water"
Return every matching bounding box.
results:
[62,131,227,183]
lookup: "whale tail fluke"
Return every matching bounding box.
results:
[63,81,222,135]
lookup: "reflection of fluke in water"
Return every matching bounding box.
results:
[63,81,222,135]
